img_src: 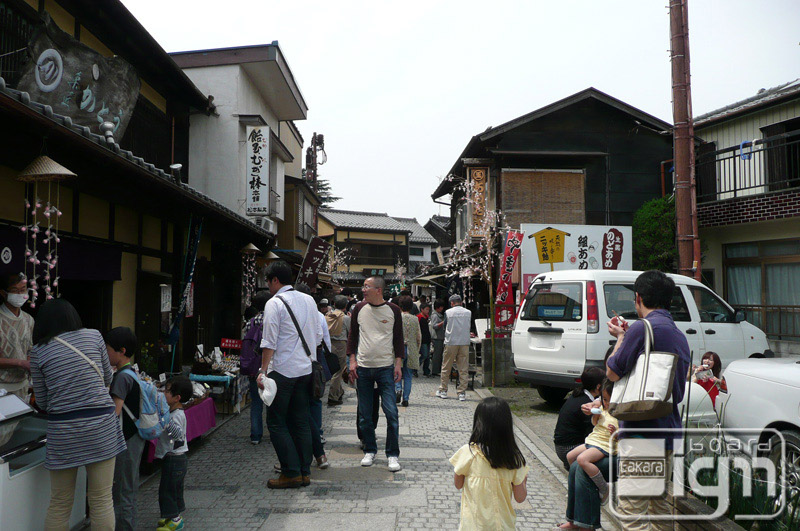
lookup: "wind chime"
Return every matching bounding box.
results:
[241,243,260,309]
[17,156,76,308]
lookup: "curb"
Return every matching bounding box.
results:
[475,387,622,530]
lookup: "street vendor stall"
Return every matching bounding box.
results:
[0,394,86,530]
[189,341,250,414]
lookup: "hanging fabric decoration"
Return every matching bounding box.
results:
[17,156,76,307]
[241,243,260,310]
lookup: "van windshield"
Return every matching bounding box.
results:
[521,282,582,322]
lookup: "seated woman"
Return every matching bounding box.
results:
[692,351,722,407]
[553,367,605,470]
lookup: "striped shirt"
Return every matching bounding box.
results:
[30,329,126,469]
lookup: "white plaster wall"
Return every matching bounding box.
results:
[409,244,432,262]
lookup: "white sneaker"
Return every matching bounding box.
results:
[458,392,466,401]
[388,456,401,472]
[361,453,376,467]
[436,390,447,399]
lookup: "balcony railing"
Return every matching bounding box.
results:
[696,128,800,203]
[269,189,280,216]
[299,222,316,241]
[736,304,800,340]
[350,256,395,266]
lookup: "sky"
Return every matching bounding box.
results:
[121,0,799,226]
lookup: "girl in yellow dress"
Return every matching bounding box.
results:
[450,396,528,530]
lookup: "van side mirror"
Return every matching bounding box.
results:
[733,309,746,323]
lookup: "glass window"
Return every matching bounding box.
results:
[669,288,692,322]
[409,247,424,256]
[725,243,758,258]
[688,287,734,323]
[604,284,637,319]
[762,240,800,257]
[521,283,582,322]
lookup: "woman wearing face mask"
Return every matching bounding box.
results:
[0,272,34,401]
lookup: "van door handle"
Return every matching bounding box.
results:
[705,329,716,335]
[685,329,697,334]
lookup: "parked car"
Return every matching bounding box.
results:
[717,357,800,496]
[512,270,772,405]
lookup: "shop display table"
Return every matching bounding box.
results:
[144,396,216,463]
[189,373,249,414]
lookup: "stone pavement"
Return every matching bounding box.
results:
[134,378,571,530]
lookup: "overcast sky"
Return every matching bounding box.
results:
[122,0,798,226]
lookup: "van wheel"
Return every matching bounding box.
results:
[537,386,568,406]
[765,430,800,514]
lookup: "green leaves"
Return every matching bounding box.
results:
[632,196,677,272]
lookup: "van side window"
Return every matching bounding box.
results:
[669,288,692,322]
[604,284,637,319]
[521,283,582,322]
[688,286,734,323]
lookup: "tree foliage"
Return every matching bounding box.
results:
[316,178,341,207]
[632,196,677,272]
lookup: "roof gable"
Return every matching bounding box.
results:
[694,79,800,128]
[390,217,437,244]
[318,209,409,232]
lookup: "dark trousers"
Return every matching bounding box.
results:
[309,398,324,459]
[566,456,611,529]
[158,454,187,519]
[356,366,400,458]
[357,386,381,441]
[248,376,264,442]
[430,339,444,376]
[418,343,431,376]
[266,371,312,478]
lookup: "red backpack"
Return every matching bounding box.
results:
[240,314,264,376]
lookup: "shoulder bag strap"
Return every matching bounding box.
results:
[276,295,313,359]
[639,318,654,400]
[54,336,105,384]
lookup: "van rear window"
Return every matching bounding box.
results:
[521,283,582,321]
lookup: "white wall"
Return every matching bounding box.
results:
[409,244,432,262]
[184,64,285,221]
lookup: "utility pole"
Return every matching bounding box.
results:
[670,0,701,280]
[305,132,325,193]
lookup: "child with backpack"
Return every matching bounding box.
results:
[450,396,528,530]
[155,376,193,531]
[106,326,146,531]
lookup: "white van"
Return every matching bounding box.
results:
[511,270,772,405]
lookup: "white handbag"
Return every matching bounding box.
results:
[609,319,679,421]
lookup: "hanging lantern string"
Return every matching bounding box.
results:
[55,182,60,297]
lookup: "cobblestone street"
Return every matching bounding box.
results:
[134,378,571,530]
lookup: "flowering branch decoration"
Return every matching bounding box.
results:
[394,258,407,286]
[327,245,355,282]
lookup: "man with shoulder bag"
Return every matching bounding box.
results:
[605,270,691,530]
[257,262,323,489]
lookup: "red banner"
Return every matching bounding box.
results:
[494,231,524,328]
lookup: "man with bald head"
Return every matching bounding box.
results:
[347,276,404,472]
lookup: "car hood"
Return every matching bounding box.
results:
[723,358,800,387]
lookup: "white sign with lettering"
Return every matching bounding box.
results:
[245,125,271,217]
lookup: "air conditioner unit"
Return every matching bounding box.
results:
[254,217,277,234]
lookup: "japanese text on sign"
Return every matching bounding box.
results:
[297,237,333,288]
[495,231,524,327]
[245,126,270,217]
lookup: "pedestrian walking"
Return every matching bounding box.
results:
[241,290,271,445]
[450,396,528,531]
[0,272,33,401]
[416,303,432,377]
[396,295,421,407]
[348,275,404,472]
[30,299,125,530]
[429,299,446,378]
[105,326,145,531]
[257,261,323,489]
[155,376,193,531]
[437,294,471,401]
[326,296,350,406]
[553,367,605,470]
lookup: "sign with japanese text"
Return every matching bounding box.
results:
[495,231,524,327]
[297,237,332,288]
[520,224,632,290]
[468,167,489,238]
[16,15,140,138]
[245,125,271,217]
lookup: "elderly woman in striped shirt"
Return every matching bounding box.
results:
[30,299,126,530]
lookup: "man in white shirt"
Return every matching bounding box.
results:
[257,261,323,489]
[437,294,472,401]
[347,276,404,472]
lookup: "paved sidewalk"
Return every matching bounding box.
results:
[135,378,569,529]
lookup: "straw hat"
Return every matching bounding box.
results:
[17,156,76,182]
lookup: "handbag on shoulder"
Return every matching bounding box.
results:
[608,319,679,421]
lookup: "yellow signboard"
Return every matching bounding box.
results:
[530,227,571,271]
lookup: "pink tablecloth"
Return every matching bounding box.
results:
[144,397,217,463]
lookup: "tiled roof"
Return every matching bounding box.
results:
[695,79,800,127]
[319,209,410,232]
[0,77,273,240]
[427,215,450,231]
[390,217,437,244]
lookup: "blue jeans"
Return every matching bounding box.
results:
[418,343,431,375]
[248,376,263,442]
[356,365,400,458]
[158,454,187,519]
[566,457,611,529]
[309,398,324,459]
[394,349,412,401]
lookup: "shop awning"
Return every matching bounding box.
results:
[412,273,445,283]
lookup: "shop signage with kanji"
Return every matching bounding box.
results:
[297,237,332,287]
[520,223,633,290]
[494,230,524,328]
[468,167,489,238]
[245,125,271,216]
